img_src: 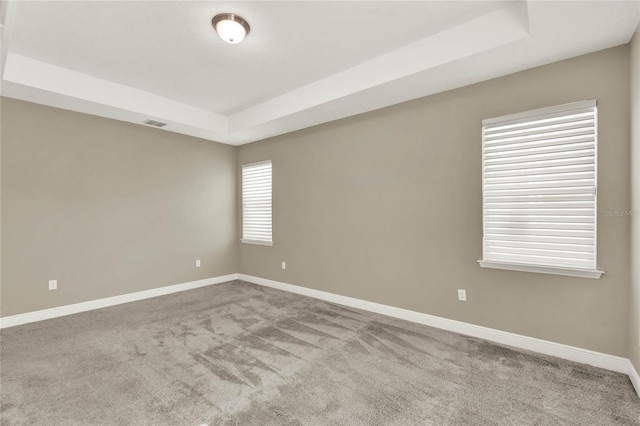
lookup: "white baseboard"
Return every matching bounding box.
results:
[0,273,239,329]
[238,274,631,376]
[2,272,637,397]
[628,360,640,396]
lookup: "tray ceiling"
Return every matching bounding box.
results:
[1,1,639,145]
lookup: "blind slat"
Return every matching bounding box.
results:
[484,142,595,160]
[484,148,595,166]
[485,171,594,185]
[485,156,594,172]
[485,228,594,238]
[485,163,594,179]
[485,216,594,224]
[484,136,595,155]
[484,126,595,145]
[485,221,594,230]
[484,234,594,245]
[484,186,595,197]
[484,239,594,253]
[484,118,594,140]
[485,208,594,216]
[485,201,595,209]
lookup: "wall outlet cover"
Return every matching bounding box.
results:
[457,289,467,301]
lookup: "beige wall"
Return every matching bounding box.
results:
[1,98,238,316]
[630,31,640,371]
[1,45,635,361]
[239,46,631,357]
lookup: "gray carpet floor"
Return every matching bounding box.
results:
[1,280,638,425]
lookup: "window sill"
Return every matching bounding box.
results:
[477,260,604,279]
[241,239,273,246]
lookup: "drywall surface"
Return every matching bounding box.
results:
[239,46,631,357]
[1,98,237,316]
[630,31,640,371]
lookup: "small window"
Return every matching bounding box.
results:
[478,100,603,279]
[242,161,272,246]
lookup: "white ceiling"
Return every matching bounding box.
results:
[1,1,639,146]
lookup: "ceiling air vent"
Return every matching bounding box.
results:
[143,119,167,128]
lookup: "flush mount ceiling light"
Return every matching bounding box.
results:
[212,13,250,44]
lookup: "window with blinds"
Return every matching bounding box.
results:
[478,100,603,279]
[242,161,272,246]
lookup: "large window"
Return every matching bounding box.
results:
[478,100,603,278]
[242,161,272,246]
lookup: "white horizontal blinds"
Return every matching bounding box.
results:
[242,161,272,244]
[482,100,597,270]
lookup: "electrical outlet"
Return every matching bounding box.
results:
[282,261,286,270]
[457,289,467,301]
[195,260,201,268]
[48,280,57,291]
